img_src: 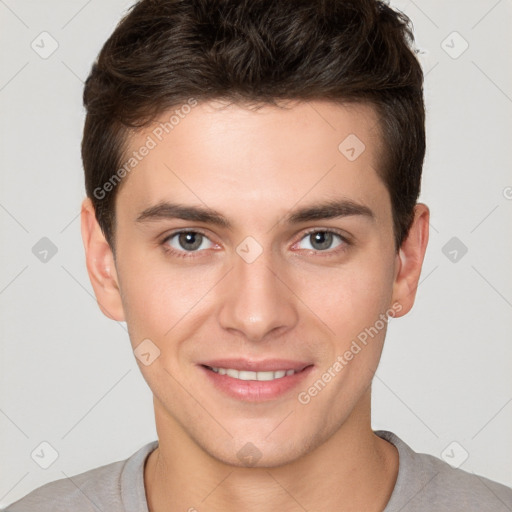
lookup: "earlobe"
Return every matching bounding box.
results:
[391,203,430,317]
[80,197,125,322]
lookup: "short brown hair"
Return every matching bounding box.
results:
[82,0,425,252]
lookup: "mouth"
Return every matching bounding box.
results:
[203,365,306,381]
[198,360,314,402]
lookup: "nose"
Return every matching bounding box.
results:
[217,246,299,343]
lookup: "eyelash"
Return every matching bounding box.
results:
[161,229,215,259]
[293,228,352,257]
[161,228,352,259]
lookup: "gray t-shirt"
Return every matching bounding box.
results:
[4,430,512,511]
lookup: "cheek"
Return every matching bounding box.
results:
[117,255,217,344]
[299,258,395,341]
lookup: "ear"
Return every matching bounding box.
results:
[391,203,430,317]
[80,197,125,321]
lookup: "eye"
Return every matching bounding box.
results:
[163,230,215,254]
[295,230,348,252]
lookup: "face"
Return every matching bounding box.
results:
[83,99,427,467]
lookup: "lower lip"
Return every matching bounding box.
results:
[199,365,314,402]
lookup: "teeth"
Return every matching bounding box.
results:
[209,367,297,381]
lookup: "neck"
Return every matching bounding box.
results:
[144,391,398,512]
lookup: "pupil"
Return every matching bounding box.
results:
[179,232,202,251]
[312,232,332,250]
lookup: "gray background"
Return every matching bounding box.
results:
[1,0,511,507]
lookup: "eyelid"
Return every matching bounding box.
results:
[291,227,352,252]
[160,228,219,255]
[161,227,352,258]
[162,227,210,241]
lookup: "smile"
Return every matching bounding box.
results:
[206,366,297,381]
[199,361,314,401]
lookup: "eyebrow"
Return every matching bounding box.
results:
[135,198,375,228]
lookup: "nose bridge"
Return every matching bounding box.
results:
[217,242,298,342]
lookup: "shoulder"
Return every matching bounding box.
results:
[377,430,512,512]
[3,441,158,512]
[4,460,125,512]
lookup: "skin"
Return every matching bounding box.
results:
[81,99,429,512]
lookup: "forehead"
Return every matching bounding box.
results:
[116,99,388,225]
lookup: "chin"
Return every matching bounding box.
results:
[197,427,322,469]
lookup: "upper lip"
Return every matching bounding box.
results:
[200,358,312,372]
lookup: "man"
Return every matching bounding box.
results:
[5,0,512,511]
